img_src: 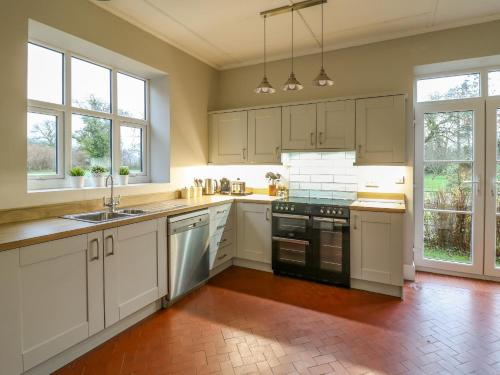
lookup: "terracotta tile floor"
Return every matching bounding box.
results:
[56,267,500,375]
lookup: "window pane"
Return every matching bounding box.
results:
[424,211,472,264]
[28,43,63,104]
[71,57,111,113]
[117,73,145,119]
[424,162,472,211]
[27,112,58,175]
[417,74,480,102]
[121,126,143,173]
[72,114,111,171]
[488,71,500,96]
[424,111,473,161]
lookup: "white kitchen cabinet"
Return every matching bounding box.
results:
[17,234,103,371]
[209,203,234,270]
[282,103,317,150]
[236,203,272,263]
[248,107,282,163]
[317,100,355,150]
[350,210,403,286]
[209,111,248,164]
[104,217,167,327]
[355,95,406,165]
[0,249,22,375]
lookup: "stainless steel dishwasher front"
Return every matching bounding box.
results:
[167,209,210,301]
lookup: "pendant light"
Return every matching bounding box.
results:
[255,15,276,94]
[312,1,333,87]
[283,9,303,91]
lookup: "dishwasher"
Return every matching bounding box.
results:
[167,209,210,301]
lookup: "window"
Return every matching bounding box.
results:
[488,71,500,96]
[416,73,480,102]
[27,42,149,188]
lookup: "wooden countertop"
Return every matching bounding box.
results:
[0,193,405,252]
[350,199,406,213]
[0,195,278,252]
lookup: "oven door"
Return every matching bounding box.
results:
[272,213,310,239]
[272,236,313,276]
[312,217,350,286]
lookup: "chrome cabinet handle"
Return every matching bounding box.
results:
[89,238,99,261]
[217,238,228,246]
[216,224,225,230]
[353,215,358,230]
[319,132,323,145]
[217,253,228,260]
[357,144,362,155]
[242,148,247,159]
[105,234,115,257]
[310,132,314,146]
[266,207,270,221]
[275,146,280,160]
[272,237,309,245]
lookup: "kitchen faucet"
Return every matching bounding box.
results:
[103,175,121,212]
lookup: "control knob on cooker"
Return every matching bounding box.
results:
[290,206,295,212]
[284,206,289,211]
[320,208,325,214]
[338,209,343,215]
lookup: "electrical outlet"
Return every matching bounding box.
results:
[395,176,405,184]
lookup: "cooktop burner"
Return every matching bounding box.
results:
[275,197,355,206]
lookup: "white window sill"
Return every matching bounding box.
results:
[28,182,156,194]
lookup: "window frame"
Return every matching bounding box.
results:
[27,40,150,189]
[27,106,65,180]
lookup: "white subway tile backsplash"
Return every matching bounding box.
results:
[310,190,333,199]
[300,182,321,190]
[310,175,334,183]
[289,174,310,182]
[289,189,309,198]
[334,175,357,184]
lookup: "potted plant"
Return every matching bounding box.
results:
[69,167,86,189]
[265,172,282,196]
[90,165,108,187]
[119,166,130,185]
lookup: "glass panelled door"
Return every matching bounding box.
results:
[485,99,500,277]
[415,101,484,274]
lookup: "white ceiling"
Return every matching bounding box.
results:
[91,0,500,70]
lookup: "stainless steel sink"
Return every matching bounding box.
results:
[117,209,148,215]
[63,209,149,223]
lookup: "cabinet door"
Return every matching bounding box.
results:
[104,219,161,327]
[282,103,317,150]
[317,100,355,150]
[209,111,248,163]
[237,203,272,263]
[19,234,103,371]
[350,211,403,286]
[248,107,282,163]
[0,249,22,375]
[355,95,406,164]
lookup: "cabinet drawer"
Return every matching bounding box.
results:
[212,243,234,269]
[209,203,233,236]
[210,227,234,253]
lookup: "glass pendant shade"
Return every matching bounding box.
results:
[283,72,303,91]
[255,75,276,94]
[312,67,334,86]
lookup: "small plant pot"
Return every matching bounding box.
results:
[268,184,277,196]
[70,176,85,189]
[119,175,129,186]
[92,175,105,187]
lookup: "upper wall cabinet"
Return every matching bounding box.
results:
[282,103,317,150]
[355,95,406,165]
[248,107,282,164]
[317,100,355,150]
[209,111,248,164]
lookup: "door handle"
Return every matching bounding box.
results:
[319,132,323,145]
[266,207,270,221]
[310,132,314,146]
[275,146,280,160]
[357,144,362,156]
[353,215,358,230]
[89,238,99,261]
[105,234,115,256]
[272,237,309,245]
[242,148,247,159]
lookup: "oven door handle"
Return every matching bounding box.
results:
[272,213,309,220]
[313,217,348,224]
[272,237,310,245]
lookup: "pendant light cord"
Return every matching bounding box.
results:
[321,2,324,68]
[264,15,267,76]
[291,10,294,72]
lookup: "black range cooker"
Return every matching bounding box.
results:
[271,197,353,287]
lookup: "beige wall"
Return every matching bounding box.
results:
[0,0,219,209]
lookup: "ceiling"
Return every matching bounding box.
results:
[91,0,500,70]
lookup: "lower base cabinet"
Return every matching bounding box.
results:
[350,210,403,286]
[0,217,168,374]
[104,218,167,327]
[236,203,272,264]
